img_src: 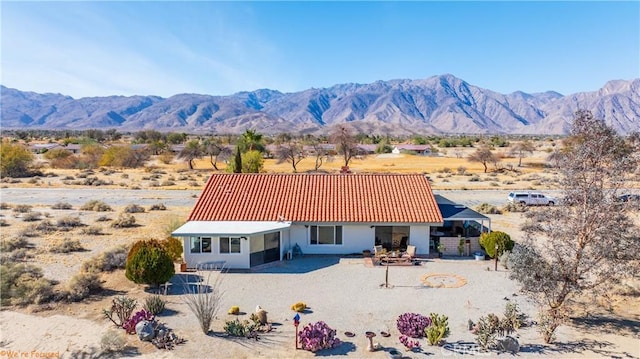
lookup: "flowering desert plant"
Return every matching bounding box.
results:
[399,334,421,350]
[396,312,431,338]
[298,321,342,352]
[123,309,154,334]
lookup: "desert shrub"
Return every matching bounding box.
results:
[476,203,502,214]
[103,296,137,327]
[12,204,32,213]
[396,312,431,338]
[33,220,56,233]
[149,180,160,187]
[456,166,467,175]
[49,238,85,253]
[111,214,136,228]
[499,250,511,269]
[149,203,167,211]
[224,318,254,337]
[123,309,154,334]
[56,215,84,229]
[161,180,175,186]
[19,225,40,237]
[143,295,166,315]
[22,212,42,222]
[125,239,175,287]
[96,215,111,222]
[0,202,11,210]
[80,200,112,212]
[502,202,528,213]
[0,219,7,227]
[426,313,450,346]
[468,176,481,182]
[100,329,126,353]
[82,245,129,273]
[81,225,104,235]
[0,263,53,306]
[161,236,183,262]
[479,231,514,258]
[298,321,342,352]
[0,236,29,252]
[183,270,224,334]
[51,202,73,210]
[66,272,103,301]
[124,204,145,213]
[0,248,33,264]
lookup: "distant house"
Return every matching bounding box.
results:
[29,143,62,154]
[172,173,445,269]
[64,144,82,154]
[392,144,433,156]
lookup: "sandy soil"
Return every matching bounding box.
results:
[0,150,638,359]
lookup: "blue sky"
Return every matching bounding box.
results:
[2,1,639,98]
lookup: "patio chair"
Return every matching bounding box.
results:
[402,245,416,261]
[374,245,385,258]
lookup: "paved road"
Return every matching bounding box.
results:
[0,187,201,207]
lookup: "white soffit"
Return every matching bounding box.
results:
[172,221,292,237]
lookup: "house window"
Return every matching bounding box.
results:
[310,225,342,245]
[190,237,212,253]
[220,237,241,254]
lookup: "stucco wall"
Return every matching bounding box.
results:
[439,236,482,256]
[289,224,435,255]
[183,236,251,269]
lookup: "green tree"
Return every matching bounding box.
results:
[125,239,175,288]
[509,110,640,343]
[238,129,265,153]
[228,146,243,173]
[242,150,264,173]
[0,141,34,177]
[479,231,514,258]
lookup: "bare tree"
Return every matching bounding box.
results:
[308,141,330,172]
[274,133,305,173]
[329,124,359,168]
[203,138,231,171]
[510,140,535,167]
[467,146,496,173]
[509,110,640,343]
[178,140,203,170]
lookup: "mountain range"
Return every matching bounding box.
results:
[1,74,639,135]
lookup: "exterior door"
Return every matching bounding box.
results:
[250,232,281,267]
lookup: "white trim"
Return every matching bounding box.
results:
[172,221,292,237]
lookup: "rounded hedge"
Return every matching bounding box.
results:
[125,239,175,287]
[479,231,514,258]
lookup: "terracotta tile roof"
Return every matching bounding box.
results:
[188,174,442,224]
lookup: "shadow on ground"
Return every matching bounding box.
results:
[571,314,640,337]
[520,338,638,358]
[245,255,343,274]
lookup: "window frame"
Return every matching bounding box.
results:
[190,236,213,254]
[309,225,343,246]
[220,236,242,254]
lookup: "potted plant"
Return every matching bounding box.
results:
[437,244,446,258]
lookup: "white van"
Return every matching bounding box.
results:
[508,191,556,206]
